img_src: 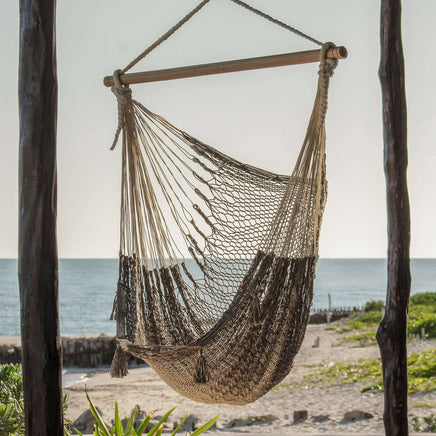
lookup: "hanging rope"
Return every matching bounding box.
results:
[228,0,323,47]
[120,0,323,76]
[121,0,212,74]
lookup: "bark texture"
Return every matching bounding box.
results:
[18,0,63,434]
[376,1,410,435]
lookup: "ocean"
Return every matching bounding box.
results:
[0,259,435,337]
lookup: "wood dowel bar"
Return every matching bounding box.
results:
[104,46,347,87]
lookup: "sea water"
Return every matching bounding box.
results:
[0,258,435,336]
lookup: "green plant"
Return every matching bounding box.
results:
[0,364,25,435]
[410,292,436,307]
[413,401,436,408]
[295,348,436,394]
[75,391,219,436]
[64,394,72,436]
[336,310,382,333]
[338,331,377,346]
[364,300,384,312]
[411,414,436,432]
[408,305,436,338]
[335,292,436,342]
[0,364,71,436]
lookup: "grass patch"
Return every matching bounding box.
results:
[238,416,270,423]
[413,401,436,409]
[335,309,382,333]
[331,292,436,342]
[338,331,377,346]
[285,348,436,394]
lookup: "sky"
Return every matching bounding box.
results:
[0,0,435,259]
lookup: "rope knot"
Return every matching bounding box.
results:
[110,70,132,150]
[318,58,338,78]
[318,42,338,78]
[111,84,132,105]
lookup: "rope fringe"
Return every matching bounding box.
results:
[110,343,129,378]
[248,293,263,327]
[194,349,209,383]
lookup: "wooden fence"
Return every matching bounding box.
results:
[0,335,142,367]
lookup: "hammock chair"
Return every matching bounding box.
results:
[105,0,346,405]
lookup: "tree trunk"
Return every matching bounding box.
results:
[376,1,410,435]
[18,0,63,434]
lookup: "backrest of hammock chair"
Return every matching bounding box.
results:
[112,89,326,345]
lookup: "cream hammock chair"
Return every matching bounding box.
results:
[105,0,346,405]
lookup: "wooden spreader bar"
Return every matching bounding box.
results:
[104,46,347,87]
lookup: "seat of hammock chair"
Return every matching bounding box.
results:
[116,252,315,404]
[105,0,345,405]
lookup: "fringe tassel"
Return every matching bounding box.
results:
[194,349,209,383]
[110,299,117,321]
[110,343,129,378]
[248,294,263,327]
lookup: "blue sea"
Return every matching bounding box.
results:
[0,259,435,337]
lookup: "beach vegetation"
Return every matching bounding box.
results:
[338,331,377,346]
[74,391,219,435]
[0,363,24,435]
[410,292,436,306]
[408,305,436,338]
[237,415,270,423]
[0,363,72,436]
[331,292,436,340]
[363,299,385,312]
[299,348,436,394]
[411,414,436,432]
[413,401,436,408]
[334,308,383,333]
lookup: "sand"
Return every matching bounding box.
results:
[61,322,436,434]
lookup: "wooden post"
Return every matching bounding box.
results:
[18,0,63,434]
[376,1,410,435]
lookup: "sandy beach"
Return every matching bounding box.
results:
[57,322,436,434]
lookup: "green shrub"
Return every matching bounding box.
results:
[410,292,436,307]
[75,391,219,436]
[364,300,384,312]
[0,364,71,436]
[408,305,436,339]
[0,364,25,435]
[337,292,436,340]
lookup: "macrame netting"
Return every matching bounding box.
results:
[108,40,337,405]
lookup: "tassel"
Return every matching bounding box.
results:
[110,343,129,378]
[194,349,209,383]
[110,298,117,321]
[248,294,263,327]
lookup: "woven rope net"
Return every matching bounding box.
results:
[109,45,337,405]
